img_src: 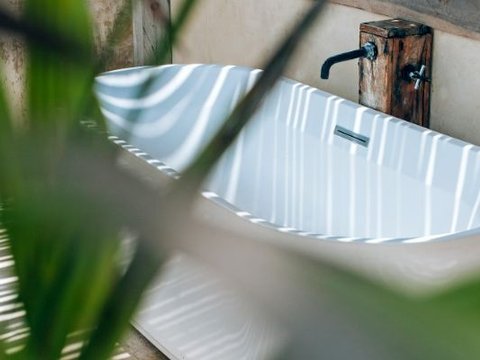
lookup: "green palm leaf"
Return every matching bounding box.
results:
[25,0,93,131]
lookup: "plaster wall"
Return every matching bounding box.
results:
[172,1,480,146]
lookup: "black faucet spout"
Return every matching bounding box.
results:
[321,42,377,80]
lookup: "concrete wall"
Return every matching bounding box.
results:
[172,1,480,146]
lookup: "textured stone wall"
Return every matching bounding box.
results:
[90,0,134,70]
[0,0,134,117]
[0,0,25,116]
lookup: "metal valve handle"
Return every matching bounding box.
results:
[409,65,430,90]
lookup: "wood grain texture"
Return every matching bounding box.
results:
[133,0,171,65]
[359,32,394,111]
[360,18,430,38]
[359,19,432,127]
[331,0,480,41]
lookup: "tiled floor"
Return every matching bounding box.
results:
[0,229,164,359]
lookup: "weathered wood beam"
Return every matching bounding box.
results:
[133,0,171,66]
[330,0,480,41]
[359,19,432,127]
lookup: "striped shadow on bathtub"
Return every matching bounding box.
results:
[96,63,480,244]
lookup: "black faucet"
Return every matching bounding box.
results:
[321,42,377,80]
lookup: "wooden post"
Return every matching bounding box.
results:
[133,0,171,66]
[359,19,432,127]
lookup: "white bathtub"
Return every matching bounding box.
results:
[95,64,480,359]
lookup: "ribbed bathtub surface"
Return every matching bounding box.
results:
[95,64,480,242]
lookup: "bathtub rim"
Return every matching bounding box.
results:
[109,133,480,246]
[97,63,480,245]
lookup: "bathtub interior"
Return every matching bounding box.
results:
[95,64,480,241]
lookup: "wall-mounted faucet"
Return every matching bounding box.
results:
[319,19,432,128]
[320,42,377,80]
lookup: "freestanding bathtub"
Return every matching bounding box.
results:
[95,64,480,359]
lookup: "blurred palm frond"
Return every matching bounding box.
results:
[0,0,328,359]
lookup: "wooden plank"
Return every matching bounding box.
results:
[360,18,430,38]
[121,326,169,360]
[331,0,480,41]
[133,0,171,66]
